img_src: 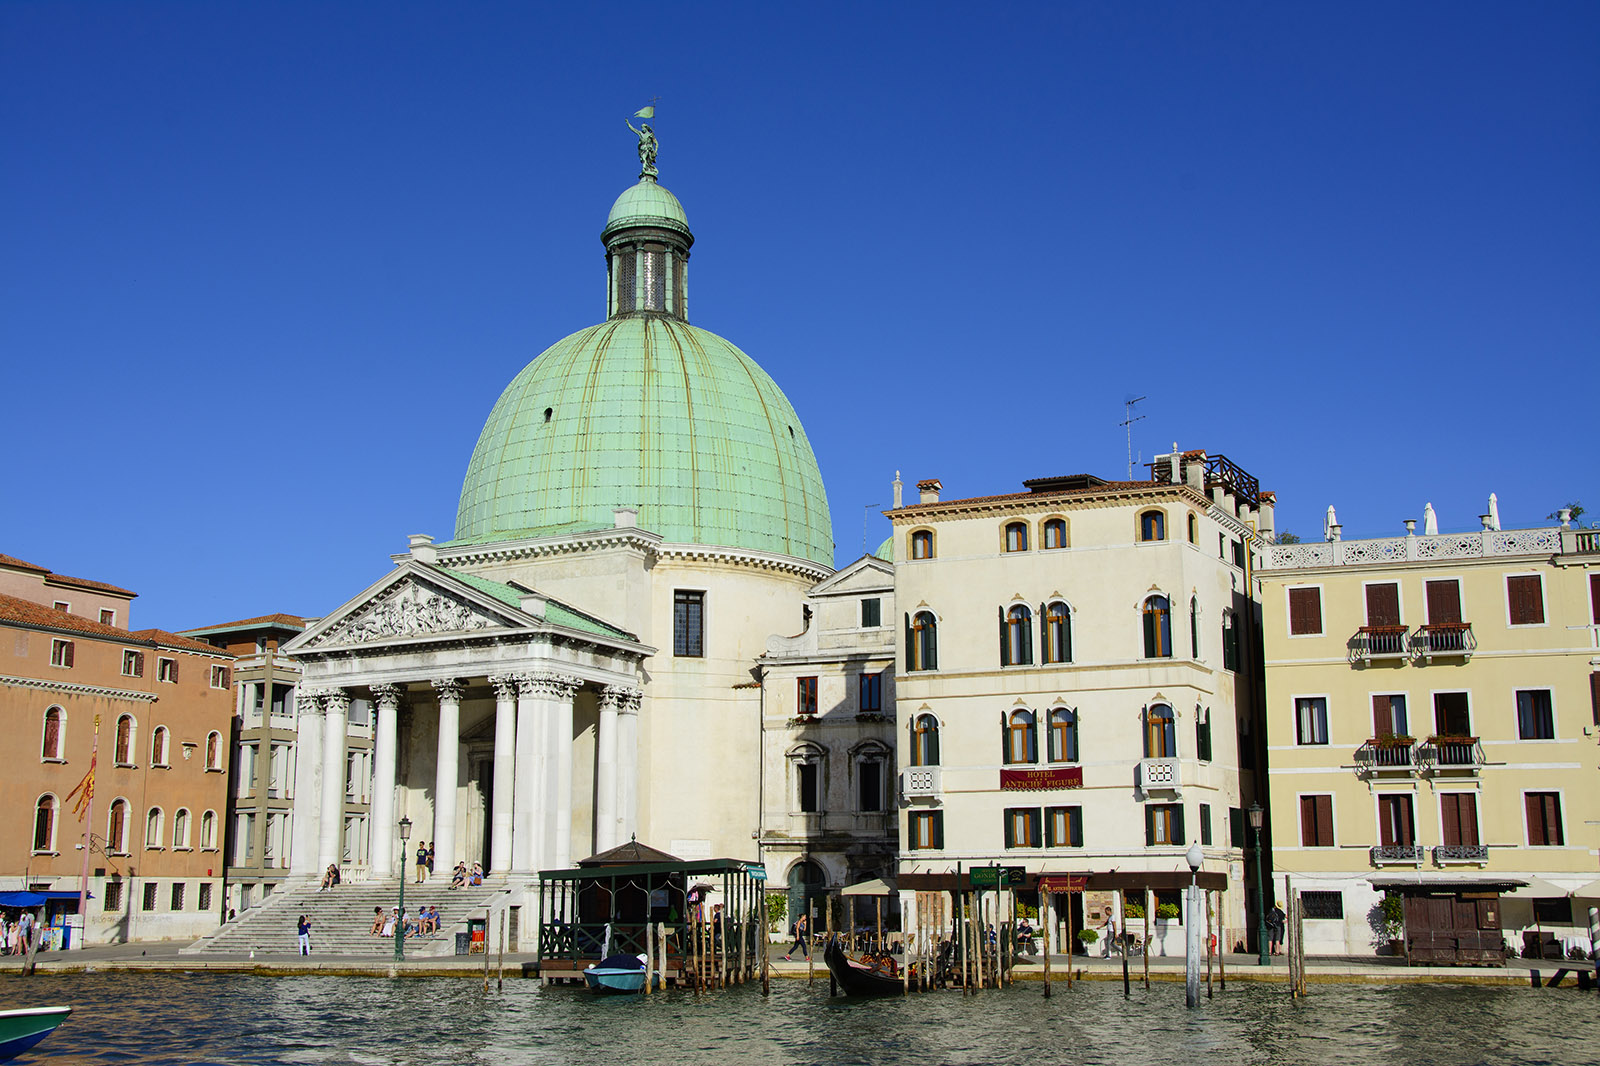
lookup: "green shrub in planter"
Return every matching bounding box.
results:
[1156,903,1180,920]
[1076,929,1099,944]
[1123,901,1145,919]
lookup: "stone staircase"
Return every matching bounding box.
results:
[183,879,518,957]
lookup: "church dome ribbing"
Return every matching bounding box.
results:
[453,148,833,567]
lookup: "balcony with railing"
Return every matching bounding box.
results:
[900,766,942,801]
[1433,844,1490,864]
[1371,844,1425,865]
[1413,622,1475,662]
[1354,736,1417,775]
[1350,625,1409,665]
[1138,758,1182,795]
[1418,735,1485,773]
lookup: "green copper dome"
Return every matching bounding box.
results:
[454,164,832,566]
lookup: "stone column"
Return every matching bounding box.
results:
[317,690,350,872]
[431,678,464,881]
[369,684,403,880]
[488,675,518,876]
[511,675,542,874]
[611,687,642,846]
[595,688,619,853]
[289,691,324,878]
[544,676,583,870]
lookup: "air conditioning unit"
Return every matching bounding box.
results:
[900,766,942,799]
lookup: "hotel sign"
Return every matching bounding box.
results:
[999,766,1083,791]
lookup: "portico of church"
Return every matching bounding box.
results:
[281,559,649,885]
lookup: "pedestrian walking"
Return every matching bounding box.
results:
[784,912,809,960]
[297,914,312,955]
[1267,901,1286,956]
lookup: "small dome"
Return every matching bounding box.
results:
[603,179,690,242]
[874,535,894,561]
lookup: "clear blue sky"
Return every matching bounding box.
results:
[4,2,1597,630]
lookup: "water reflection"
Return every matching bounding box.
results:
[0,973,1588,1065]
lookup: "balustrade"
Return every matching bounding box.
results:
[1433,844,1489,864]
[1355,737,1416,773]
[1419,735,1484,772]
[1350,626,1409,663]
[1370,844,1424,865]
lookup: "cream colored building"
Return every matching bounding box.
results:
[887,449,1273,951]
[1260,511,1600,960]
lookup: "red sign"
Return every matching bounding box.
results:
[1038,875,1088,893]
[999,766,1083,791]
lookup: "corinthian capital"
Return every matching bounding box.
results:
[431,677,466,702]
[599,685,643,716]
[520,673,583,701]
[370,683,405,710]
[295,691,325,718]
[323,689,351,715]
[488,674,519,701]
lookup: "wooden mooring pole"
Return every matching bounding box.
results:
[1042,889,1053,999]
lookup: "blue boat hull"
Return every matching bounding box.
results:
[583,968,648,994]
[0,1006,72,1062]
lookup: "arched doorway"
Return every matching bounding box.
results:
[787,859,826,932]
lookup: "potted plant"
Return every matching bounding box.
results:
[1155,902,1181,922]
[1076,928,1098,956]
[1379,893,1405,956]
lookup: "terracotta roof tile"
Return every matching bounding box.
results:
[178,613,308,636]
[0,554,50,574]
[44,573,138,597]
[129,628,235,656]
[890,479,1164,512]
[0,592,232,656]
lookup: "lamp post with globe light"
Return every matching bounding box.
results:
[395,817,412,963]
[1249,802,1269,966]
[1185,842,1204,1007]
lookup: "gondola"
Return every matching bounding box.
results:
[0,1006,71,1062]
[822,936,903,996]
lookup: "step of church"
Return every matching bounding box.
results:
[185,880,515,957]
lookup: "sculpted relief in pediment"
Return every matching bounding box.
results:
[313,581,501,647]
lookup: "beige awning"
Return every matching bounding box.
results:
[1511,876,1576,898]
[841,878,896,897]
[1573,879,1600,899]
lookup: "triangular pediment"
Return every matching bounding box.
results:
[286,565,531,652]
[809,554,892,597]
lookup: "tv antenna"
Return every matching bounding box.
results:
[1120,396,1147,479]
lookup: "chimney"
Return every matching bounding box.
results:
[613,508,638,529]
[1258,491,1276,539]
[407,534,438,565]
[917,478,942,505]
[1184,450,1206,491]
[893,471,903,509]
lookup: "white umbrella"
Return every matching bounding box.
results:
[1324,505,1338,541]
[1487,493,1501,531]
[1423,502,1439,535]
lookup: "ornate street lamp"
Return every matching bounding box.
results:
[1185,842,1204,1007]
[396,816,412,963]
[1249,802,1268,966]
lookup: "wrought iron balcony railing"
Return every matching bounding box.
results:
[1370,844,1425,865]
[1433,844,1489,864]
[1354,737,1417,773]
[1413,622,1476,661]
[1418,735,1484,772]
[1350,625,1409,664]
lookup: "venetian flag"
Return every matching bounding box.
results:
[633,105,655,119]
[66,753,96,821]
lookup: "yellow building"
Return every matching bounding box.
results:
[1260,514,1600,961]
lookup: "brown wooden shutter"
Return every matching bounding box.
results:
[64,641,74,668]
[1315,795,1334,846]
[1458,795,1479,846]
[1425,580,1462,624]
[1525,794,1543,845]
[1299,796,1316,846]
[1288,587,1322,635]
[1441,794,1462,846]
[1592,573,1600,625]
[1591,673,1600,727]
[1507,575,1544,625]
[1365,583,1401,627]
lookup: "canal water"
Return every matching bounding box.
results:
[1,972,1589,1065]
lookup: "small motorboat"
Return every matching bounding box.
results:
[823,936,904,996]
[0,1006,71,1062]
[583,953,650,994]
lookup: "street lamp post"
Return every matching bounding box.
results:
[396,817,412,963]
[1184,842,1203,1007]
[1249,802,1268,966]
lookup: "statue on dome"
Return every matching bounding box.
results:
[628,106,659,180]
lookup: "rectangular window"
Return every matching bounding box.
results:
[1516,690,1555,740]
[1195,712,1213,762]
[142,883,158,912]
[858,761,882,812]
[1145,803,1185,846]
[797,763,819,813]
[1433,692,1471,736]
[1535,897,1573,924]
[170,882,186,911]
[122,650,145,677]
[1507,574,1546,626]
[1045,805,1084,847]
[50,639,74,668]
[1378,794,1415,847]
[198,883,213,911]
[796,676,818,717]
[908,811,943,850]
[1231,539,1245,569]
[1229,807,1246,848]
[1301,891,1344,920]
[1295,697,1329,745]
[1592,673,1600,728]
[858,672,882,714]
[1199,803,1213,846]
[103,880,123,912]
[1222,613,1240,671]
[1288,587,1323,636]
[1299,795,1334,847]
[672,591,704,657]
[210,665,229,689]
[1425,579,1463,624]
[100,608,116,625]
[1004,807,1042,848]
[1440,792,1480,847]
[1526,792,1564,846]
[1372,694,1409,737]
[860,597,881,628]
[53,600,70,612]
[157,657,178,683]
[1365,582,1401,627]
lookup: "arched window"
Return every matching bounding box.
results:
[1139,510,1166,542]
[1001,604,1033,666]
[33,795,57,852]
[41,706,63,760]
[173,808,191,849]
[908,611,938,671]
[1043,518,1068,550]
[1187,513,1198,543]
[107,799,128,854]
[1043,602,1072,664]
[151,726,169,767]
[1004,522,1029,552]
[206,731,222,770]
[200,810,217,850]
[1145,704,1177,759]
[911,714,941,766]
[1048,708,1079,762]
[146,807,164,848]
[910,530,934,560]
[114,714,135,766]
[1004,709,1037,764]
[1190,597,1201,658]
[1143,596,1172,658]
